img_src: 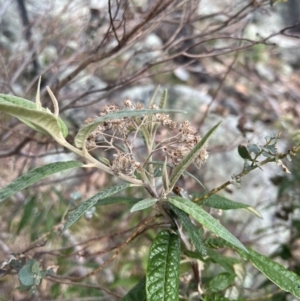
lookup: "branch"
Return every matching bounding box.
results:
[193,145,300,202]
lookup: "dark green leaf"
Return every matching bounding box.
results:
[205,237,230,249]
[185,249,239,273]
[146,230,180,301]
[168,196,247,252]
[202,195,262,218]
[238,145,253,160]
[169,203,207,256]
[0,161,83,203]
[62,183,131,232]
[17,197,36,234]
[121,278,146,301]
[206,272,235,292]
[96,196,141,206]
[204,293,232,301]
[207,249,239,273]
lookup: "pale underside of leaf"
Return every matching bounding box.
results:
[0,94,68,137]
[130,198,158,212]
[0,161,83,203]
[62,183,132,232]
[202,195,262,219]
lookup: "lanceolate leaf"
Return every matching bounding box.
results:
[169,122,221,190]
[96,196,141,206]
[205,237,300,299]
[17,197,36,234]
[158,90,167,109]
[75,108,184,148]
[67,196,141,214]
[146,230,180,301]
[169,203,207,256]
[130,198,157,212]
[149,85,160,108]
[0,94,68,137]
[202,195,262,219]
[0,161,83,203]
[237,248,300,298]
[168,196,247,252]
[121,278,147,301]
[206,272,236,292]
[62,183,131,232]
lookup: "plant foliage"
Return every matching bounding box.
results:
[0,86,299,300]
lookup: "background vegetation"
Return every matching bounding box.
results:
[0,0,300,300]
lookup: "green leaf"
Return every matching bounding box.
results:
[206,249,240,273]
[62,183,131,232]
[0,161,83,203]
[169,203,207,257]
[262,144,277,157]
[18,260,36,286]
[121,278,147,301]
[149,86,160,108]
[202,195,262,219]
[17,197,36,234]
[168,196,247,252]
[31,261,40,274]
[130,198,158,212]
[237,248,300,298]
[247,144,261,155]
[75,108,184,148]
[204,293,232,301]
[162,157,170,191]
[146,230,180,301]
[206,272,235,292]
[169,122,221,190]
[158,90,167,109]
[0,94,68,138]
[96,196,142,206]
[238,145,253,160]
[185,249,238,273]
[205,237,230,249]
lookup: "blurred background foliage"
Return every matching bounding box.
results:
[0,0,300,300]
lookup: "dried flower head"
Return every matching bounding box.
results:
[111,152,140,176]
[100,104,119,115]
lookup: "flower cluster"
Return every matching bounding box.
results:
[84,100,208,177]
[111,152,141,176]
[163,121,209,169]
